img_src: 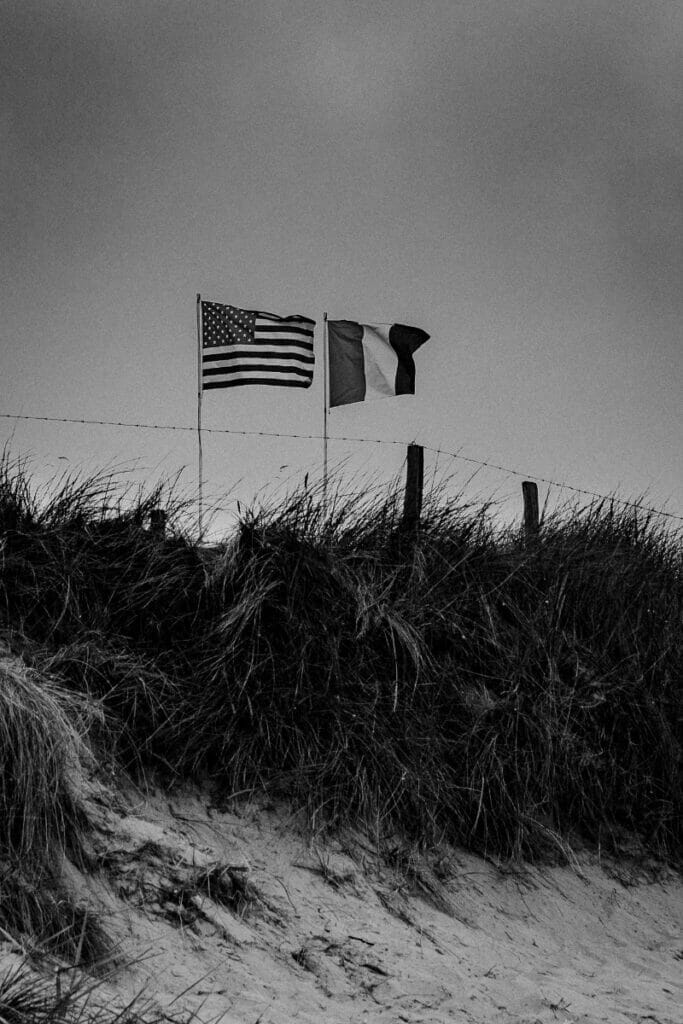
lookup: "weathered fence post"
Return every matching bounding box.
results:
[522,481,539,539]
[403,444,424,533]
[150,508,167,539]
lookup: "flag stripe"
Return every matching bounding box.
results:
[389,323,430,395]
[255,315,314,326]
[361,324,397,400]
[203,363,313,377]
[204,378,312,390]
[203,349,314,363]
[204,370,311,382]
[255,324,314,336]
[203,343,313,357]
[254,332,313,343]
[327,320,366,406]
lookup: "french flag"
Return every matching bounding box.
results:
[327,320,429,408]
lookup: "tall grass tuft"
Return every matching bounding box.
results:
[0,958,208,1022]
[1,452,680,863]
[0,655,110,962]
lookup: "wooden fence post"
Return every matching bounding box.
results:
[522,481,539,539]
[403,444,424,533]
[150,508,166,539]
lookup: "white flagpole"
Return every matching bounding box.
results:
[196,294,203,537]
[322,312,328,506]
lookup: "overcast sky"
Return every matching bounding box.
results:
[2,0,682,533]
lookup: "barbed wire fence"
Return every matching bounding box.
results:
[1,411,681,523]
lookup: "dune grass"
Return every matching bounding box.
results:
[0,958,211,1023]
[0,650,112,965]
[0,451,680,867]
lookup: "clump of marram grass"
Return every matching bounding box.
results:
[0,958,210,1023]
[36,639,183,772]
[174,482,682,860]
[0,658,92,867]
[0,655,110,963]
[1,451,681,864]
[0,450,200,652]
[0,449,202,769]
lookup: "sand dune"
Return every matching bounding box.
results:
[4,781,678,1024]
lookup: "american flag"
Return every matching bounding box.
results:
[200,301,315,390]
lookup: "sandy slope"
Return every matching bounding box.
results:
[5,780,679,1024]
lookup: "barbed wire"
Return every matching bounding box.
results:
[1,411,681,522]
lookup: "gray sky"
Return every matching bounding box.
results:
[2,0,682,531]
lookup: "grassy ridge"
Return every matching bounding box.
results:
[1,453,681,865]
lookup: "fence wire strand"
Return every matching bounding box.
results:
[1,411,681,522]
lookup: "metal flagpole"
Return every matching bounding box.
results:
[322,312,328,505]
[196,294,203,537]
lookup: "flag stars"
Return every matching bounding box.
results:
[201,303,256,348]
